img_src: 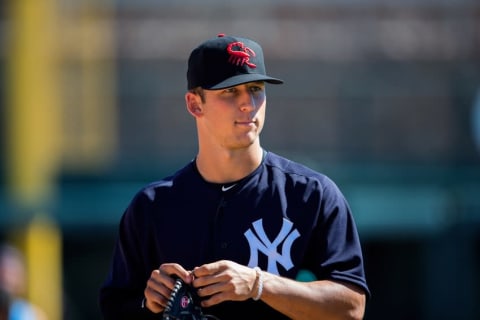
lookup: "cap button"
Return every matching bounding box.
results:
[217,33,226,38]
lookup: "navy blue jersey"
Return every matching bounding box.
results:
[99,151,369,319]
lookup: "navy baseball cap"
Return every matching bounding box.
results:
[187,34,284,90]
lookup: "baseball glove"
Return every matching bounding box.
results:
[163,278,220,320]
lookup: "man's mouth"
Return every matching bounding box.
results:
[235,119,256,126]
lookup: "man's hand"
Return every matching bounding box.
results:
[144,263,193,313]
[191,260,259,307]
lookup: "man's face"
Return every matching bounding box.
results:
[0,254,26,296]
[197,81,266,150]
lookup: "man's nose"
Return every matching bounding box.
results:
[239,91,256,112]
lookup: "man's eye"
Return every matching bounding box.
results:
[224,88,236,94]
[250,86,264,93]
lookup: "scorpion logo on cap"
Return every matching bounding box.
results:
[226,41,257,68]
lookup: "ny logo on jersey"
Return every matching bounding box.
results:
[244,218,300,275]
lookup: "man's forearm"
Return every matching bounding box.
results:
[259,273,366,320]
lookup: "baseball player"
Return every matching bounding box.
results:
[99,34,369,320]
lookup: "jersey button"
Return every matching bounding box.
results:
[220,242,228,249]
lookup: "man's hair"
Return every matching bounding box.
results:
[189,87,205,103]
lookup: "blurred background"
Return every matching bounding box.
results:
[0,0,479,319]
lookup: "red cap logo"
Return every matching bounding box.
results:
[226,41,257,68]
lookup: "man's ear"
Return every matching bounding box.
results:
[185,92,203,117]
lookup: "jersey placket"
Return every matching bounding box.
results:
[211,193,228,260]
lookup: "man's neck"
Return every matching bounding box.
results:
[195,146,264,184]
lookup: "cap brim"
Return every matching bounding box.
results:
[206,74,284,90]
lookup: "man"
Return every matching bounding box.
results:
[99,34,369,319]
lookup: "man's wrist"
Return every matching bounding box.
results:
[252,267,264,301]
